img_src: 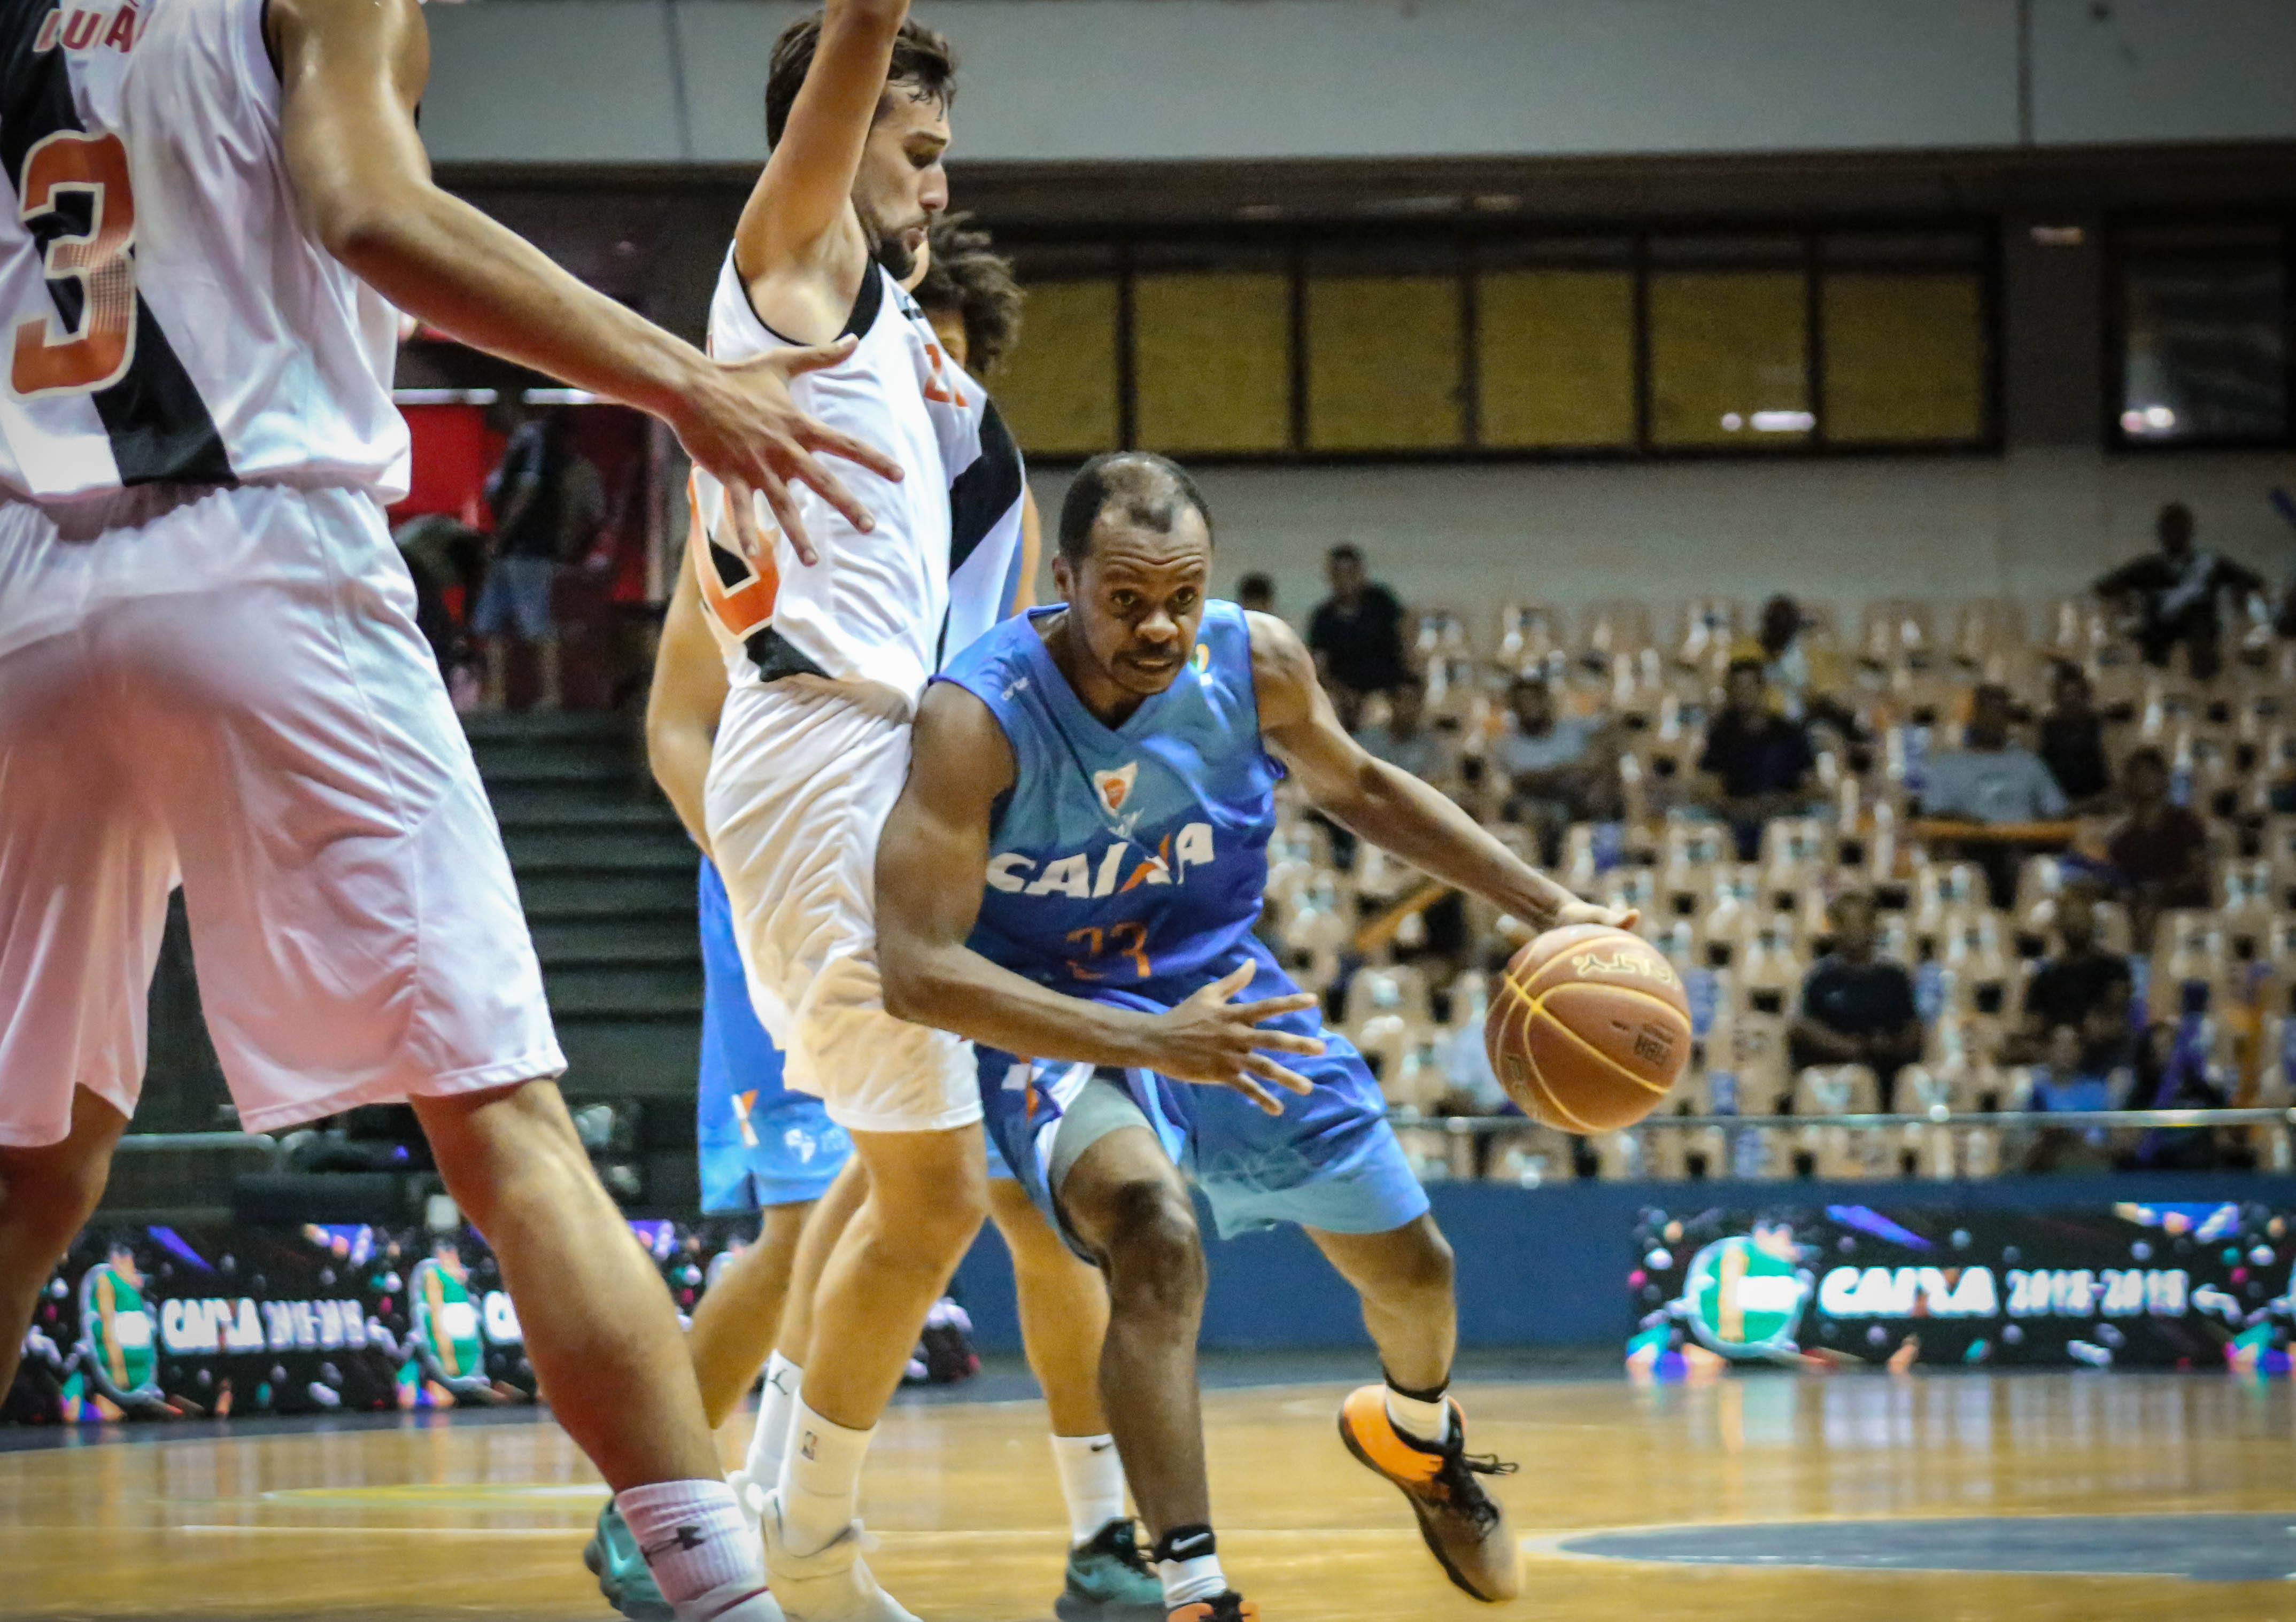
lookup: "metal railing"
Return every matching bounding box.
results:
[112,1131,281,1167]
[1389,1107,2296,1135]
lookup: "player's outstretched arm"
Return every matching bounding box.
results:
[876,682,1321,1112]
[268,0,900,560]
[734,0,913,343]
[1248,612,1632,934]
[645,545,731,852]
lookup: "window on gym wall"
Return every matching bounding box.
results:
[992,242,1122,459]
[987,219,1998,463]
[1473,236,1637,451]
[1646,236,1811,450]
[2111,220,2292,450]
[1820,231,1991,448]
[1132,239,1292,456]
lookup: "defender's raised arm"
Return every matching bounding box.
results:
[269,0,898,553]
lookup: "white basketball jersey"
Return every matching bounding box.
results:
[0,0,407,502]
[690,245,1026,707]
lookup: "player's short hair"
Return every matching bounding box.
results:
[1725,656,1767,681]
[764,13,958,150]
[1327,543,1363,565]
[913,214,1023,375]
[1057,453,1212,565]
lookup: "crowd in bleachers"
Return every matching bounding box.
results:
[1253,505,2296,1186]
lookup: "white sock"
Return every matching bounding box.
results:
[1049,1433,1128,1548]
[741,1353,803,1497]
[776,1394,873,1557]
[1152,1525,1226,1607]
[1385,1384,1451,1447]
[615,1478,761,1606]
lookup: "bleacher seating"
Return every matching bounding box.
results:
[1260,592,2296,1185]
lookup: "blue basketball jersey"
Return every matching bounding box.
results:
[936,601,1279,1003]
[941,603,1429,1247]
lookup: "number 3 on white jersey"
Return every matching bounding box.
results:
[12,129,138,399]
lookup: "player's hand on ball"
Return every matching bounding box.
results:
[1144,964,1324,1115]
[1498,899,1639,945]
[676,336,905,568]
[1556,898,1638,932]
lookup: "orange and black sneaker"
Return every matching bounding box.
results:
[1167,1595,1258,1622]
[1337,1385,1522,1602]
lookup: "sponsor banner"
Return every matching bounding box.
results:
[1626,1201,2296,1376]
[4,1217,756,1425]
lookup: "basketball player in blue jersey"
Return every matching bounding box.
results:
[876,454,1632,1620]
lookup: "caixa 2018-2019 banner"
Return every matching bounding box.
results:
[1627,1201,2296,1378]
[2,1219,757,1424]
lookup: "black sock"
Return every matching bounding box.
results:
[1381,1366,1450,1405]
[1151,1524,1217,1564]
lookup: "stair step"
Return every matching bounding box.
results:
[559,1017,702,1098]
[543,963,705,1017]
[469,744,631,786]
[531,917,701,966]
[503,828,698,871]
[490,786,683,831]
[518,870,699,915]
[461,708,631,744]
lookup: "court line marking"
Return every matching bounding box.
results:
[159,1525,1425,1541]
[1520,1511,2296,1582]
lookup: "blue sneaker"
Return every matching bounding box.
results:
[1055,1518,1165,1619]
[584,1499,675,1622]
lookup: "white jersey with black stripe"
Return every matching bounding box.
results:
[690,244,1026,710]
[0,0,406,502]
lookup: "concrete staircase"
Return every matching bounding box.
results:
[463,709,704,1100]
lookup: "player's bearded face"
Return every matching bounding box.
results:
[855,89,949,279]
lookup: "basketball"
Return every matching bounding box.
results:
[1485,924,1691,1132]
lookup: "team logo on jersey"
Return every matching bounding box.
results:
[987,824,1215,899]
[1093,763,1139,817]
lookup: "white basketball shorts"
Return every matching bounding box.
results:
[0,483,563,1147]
[704,676,976,1135]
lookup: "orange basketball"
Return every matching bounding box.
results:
[1484,923,1691,1132]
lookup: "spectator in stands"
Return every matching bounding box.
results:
[1493,674,1612,860]
[2036,664,2113,812]
[2094,501,2263,681]
[1354,676,1459,793]
[2120,1019,2236,1171]
[1788,890,1924,1111]
[474,406,601,710]
[1236,572,1277,617]
[1694,658,1815,860]
[1918,683,2068,907]
[1746,593,1857,739]
[2108,746,2210,950]
[2019,1022,2125,1172]
[1308,543,1411,706]
[2003,881,2132,1070]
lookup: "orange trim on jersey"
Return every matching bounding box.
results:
[690,471,780,640]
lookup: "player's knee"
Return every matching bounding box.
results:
[416,1080,592,1225]
[1388,1219,1456,1305]
[862,1137,987,1260]
[1100,1180,1203,1313]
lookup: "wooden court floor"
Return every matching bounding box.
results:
[2,1371,2292,1621]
